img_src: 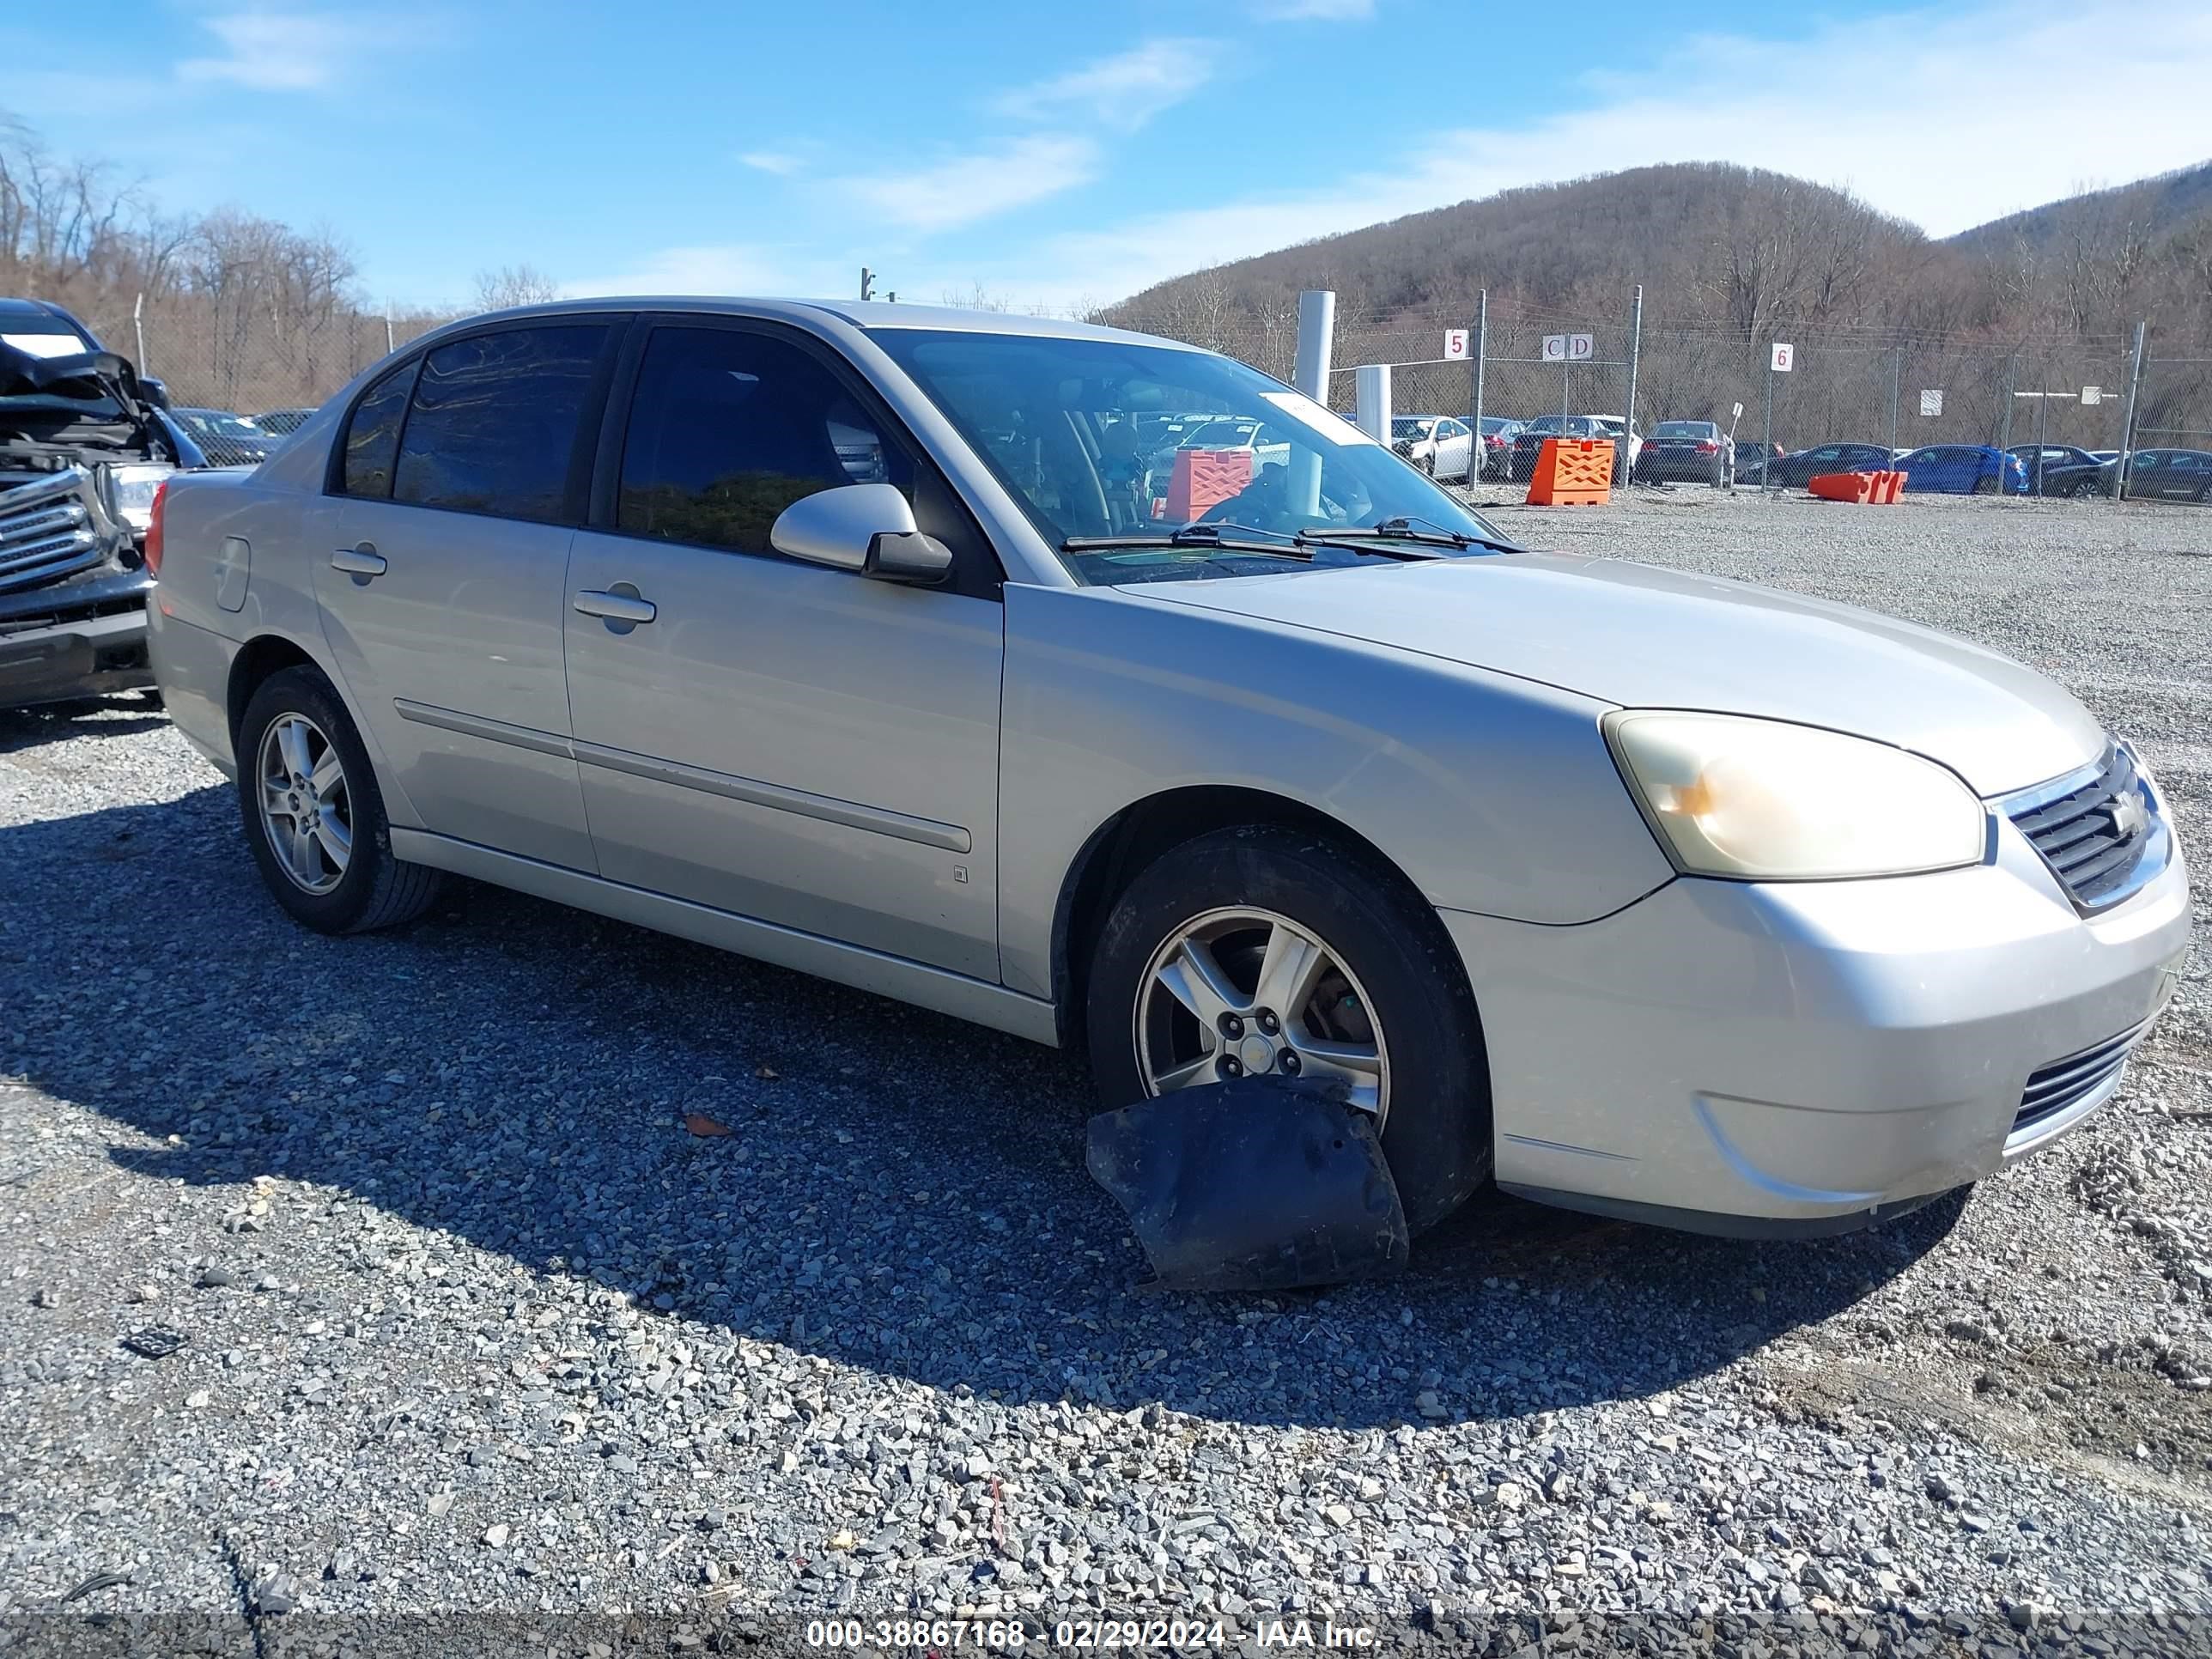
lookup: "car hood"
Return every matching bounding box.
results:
[1129,552,2105,795]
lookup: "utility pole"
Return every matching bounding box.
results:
[2115,322,2147,501]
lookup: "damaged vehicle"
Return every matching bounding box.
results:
[145,301,2191,1243]
[2,301,206,708]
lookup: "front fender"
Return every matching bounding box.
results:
[997,583,1674,1000]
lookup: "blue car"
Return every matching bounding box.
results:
[1893,444,2028,495]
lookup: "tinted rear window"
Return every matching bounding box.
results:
[340,361,418,498]
[392,325,609,522]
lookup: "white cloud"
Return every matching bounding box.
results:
[992,39,1224,130]
[739,151,802,175]
[1250,0,1376,19]
[177,11,377,91]
[977,0,2212,309]
[837,135,1099,234]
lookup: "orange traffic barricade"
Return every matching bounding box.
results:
[1525,437,1613,506]
[1165,448,1253,521]
[1808,471,1877,503]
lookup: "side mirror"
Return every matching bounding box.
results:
[769,483,952,586]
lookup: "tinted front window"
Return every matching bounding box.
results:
[392,325,608,522]
[341,361,418,498]
[618,326,905,555]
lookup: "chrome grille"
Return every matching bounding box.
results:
[2014,1021,2147,1137]
[2004,744,2160,910]
[0,468,105,593]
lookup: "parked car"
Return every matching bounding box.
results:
[147,300,2190,1241]
[2006,444,2106,498]
[173,406,282,467]
[2112,448,2212,502]
[1510,414,1641,482]
[1732,439,1783,483]
[1476,415,1522,481]
[1635,420,1733,487]
[2,301,206,708]
[1895,445,2029,495]
[1749,442,1893,490]
[253,407,318,436]
[1146,415,1291,495]
[1389,415,1474,481]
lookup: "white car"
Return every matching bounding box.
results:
[1389,416,1474,482]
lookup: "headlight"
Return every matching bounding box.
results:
[1604,710,1987,879]
[108,463,175,533]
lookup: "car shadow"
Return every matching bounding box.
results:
[0,691,168,753]
[5,786,1964,1432]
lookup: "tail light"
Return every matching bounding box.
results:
[143,481,168,577]
[1695,441,1719,453]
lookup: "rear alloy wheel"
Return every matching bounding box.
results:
[1086,824,1492,1231]
[237,665,442,934]
[1972,475,1999,495]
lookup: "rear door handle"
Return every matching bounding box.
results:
[573,588,657,624]
[331,543,386,577]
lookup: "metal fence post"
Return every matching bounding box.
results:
[2115,321,2146,501]
[1888,347,1901,452]
[132,292,148,374]
[1620,284,1643,486]
[385,309,396,356]
[1761,343,1775,495]
[1470,289,1487,476]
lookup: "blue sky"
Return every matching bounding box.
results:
[9,1,2211,313]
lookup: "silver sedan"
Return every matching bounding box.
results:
[146,301,2191,1239]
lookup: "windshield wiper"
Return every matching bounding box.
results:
[1302,516,1529,556]
[1060,524,1316,561]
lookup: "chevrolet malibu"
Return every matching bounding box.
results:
[145,301,2191,1238]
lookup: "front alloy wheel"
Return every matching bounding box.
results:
[257,714,351,894]
[1135,906,1389,1122]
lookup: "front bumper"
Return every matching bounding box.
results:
[1442,771,2191,1236]
[0,567,154,708]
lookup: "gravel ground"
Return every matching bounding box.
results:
[3,492,2211,1656]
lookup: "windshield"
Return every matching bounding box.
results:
[1654,422,1714,438]
[872,328,1510,585]
[1389,417,1436,440]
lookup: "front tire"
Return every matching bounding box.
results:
[1972,475,1998,495]
[237,665,441,934]
[1085,825,1492,1232]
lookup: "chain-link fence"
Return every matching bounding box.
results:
[60,281,2212,508]
[1133,291,2212,508]
[117,297,459,426]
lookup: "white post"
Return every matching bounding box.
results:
[1354,363,1392,443]
[131,292,147,373]
[1293,290,1334,399]
[1290,290,1337,515]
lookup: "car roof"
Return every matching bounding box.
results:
[414,296,1192,351]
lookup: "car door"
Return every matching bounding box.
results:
[2172,452,2212,501]
[1434,419,1472,479]
[316,319,618,870]
[560,317,1005,981]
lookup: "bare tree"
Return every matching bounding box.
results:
[472,264,561,312]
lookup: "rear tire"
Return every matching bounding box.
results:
[237,665,442,935]
[1972,475,1998,495]
[1085,824,1492,1232]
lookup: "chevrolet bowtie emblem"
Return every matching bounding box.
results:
[2108,790,2148,839]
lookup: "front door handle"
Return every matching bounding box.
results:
[331,543,386,578]
[574,588,657,625]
